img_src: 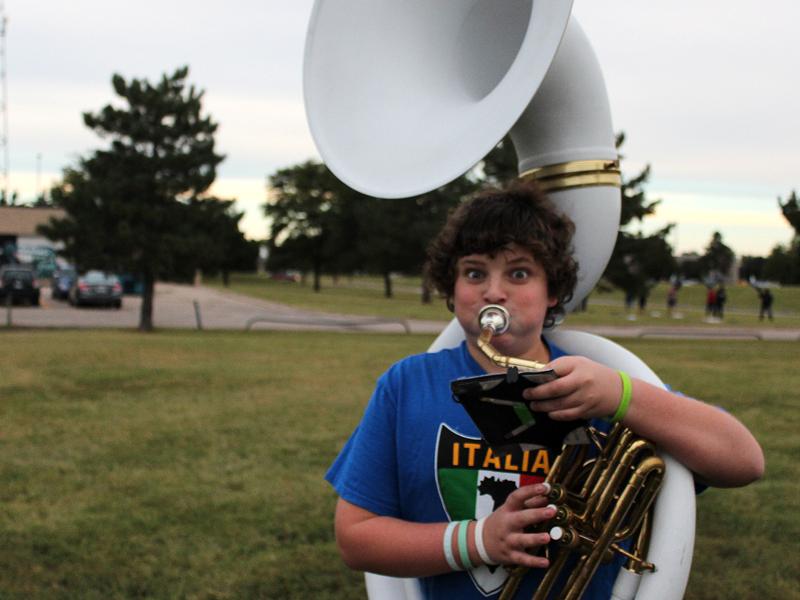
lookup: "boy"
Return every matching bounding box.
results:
[326,183,764,599]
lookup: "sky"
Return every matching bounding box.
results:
[4,0,799,257]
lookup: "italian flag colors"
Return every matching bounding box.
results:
[435,424,552,522]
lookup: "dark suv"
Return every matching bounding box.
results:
[0,266,40,306]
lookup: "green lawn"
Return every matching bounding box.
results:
[1,330,797,599]
[208,273,800,329]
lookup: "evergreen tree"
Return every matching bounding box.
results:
[603,133,676,302]
[480,135,519,186]
[39,66,225,330]
[700,231,735,281]
[761,191,800,284]
[778,190,800,235]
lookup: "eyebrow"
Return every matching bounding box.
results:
[458,257,486,265]
[458,255,537,266]
[505,256,536,265]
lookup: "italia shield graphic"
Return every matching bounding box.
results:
[435,424,556,596]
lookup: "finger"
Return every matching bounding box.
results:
[504,530,551,555]
[524,376,578,401]
[548,356,579,377]
[517,531,552,549]
[523,494,551,509]
[528,394,583,414]
[508,549,550,569]
[514,505,557,528]
[504,483,551,509]
[548,407,587,421]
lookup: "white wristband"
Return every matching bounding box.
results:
[443,521,460,571]
[474,516,496,566]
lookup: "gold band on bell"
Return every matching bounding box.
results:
[519,159,621,192]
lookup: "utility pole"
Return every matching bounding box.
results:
[0,1,8,205]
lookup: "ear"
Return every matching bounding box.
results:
[548,295,558,308]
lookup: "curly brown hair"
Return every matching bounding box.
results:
[424,182,577,327]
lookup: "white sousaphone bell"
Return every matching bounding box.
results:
[303,1,695,598]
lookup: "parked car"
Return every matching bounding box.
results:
[269,270,301,282]
[0,265,40,306]
[51,267,77,300]
[69,271,123,308]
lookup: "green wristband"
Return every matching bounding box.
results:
[609,370,633,423]
[457,520,475,570]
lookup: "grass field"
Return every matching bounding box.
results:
[1,330,798,599]
[208,273,800,329]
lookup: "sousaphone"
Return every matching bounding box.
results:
[303,1,695,598]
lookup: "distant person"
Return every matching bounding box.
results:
[666,285,678,318]
[757,288,774,321]
[637,287,649,313]
[705,287,717,318]
[624,289,635,313]
[715,285,727,319]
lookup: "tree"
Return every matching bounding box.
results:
[763,241,800,284]
[603,133,675,301]
[480,135,519,186]
[265,160,475,298]
[738,255,766,282]
[39,66,225,331]
[700,231,735,282]
[764,190,800,284]
[779,190,800,235]
[265,161,358,291]
[354,177,476,298]
[184,197,259,286]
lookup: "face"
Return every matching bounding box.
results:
[453,244,556,364]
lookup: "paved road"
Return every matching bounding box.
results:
[3,282,798,341]
[2,282,442,334]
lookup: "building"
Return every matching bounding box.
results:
[0,206,66,270]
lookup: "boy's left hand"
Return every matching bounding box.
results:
[522,356,621,421]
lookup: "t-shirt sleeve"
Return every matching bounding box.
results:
[325,371,402,517]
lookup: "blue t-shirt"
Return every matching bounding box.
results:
[326,341,625,599]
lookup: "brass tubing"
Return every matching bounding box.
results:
[618,509,656,573]
[474,307,665,599]
[612,463,664,541]
[580,425,626,498]
[499,565,533,600]
[477,328,547,371]
[530,547,574,600]
[587,439,653,530]
[558,456,666,600]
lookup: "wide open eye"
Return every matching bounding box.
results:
[509,268,530,281]
[464,268,484,281]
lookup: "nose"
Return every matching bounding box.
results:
[482,274,507,304]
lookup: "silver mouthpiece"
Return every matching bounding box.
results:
[478,304,510,335]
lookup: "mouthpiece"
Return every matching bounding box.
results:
[478,304,510,335]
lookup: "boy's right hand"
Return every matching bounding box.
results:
[483,483,555,568]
